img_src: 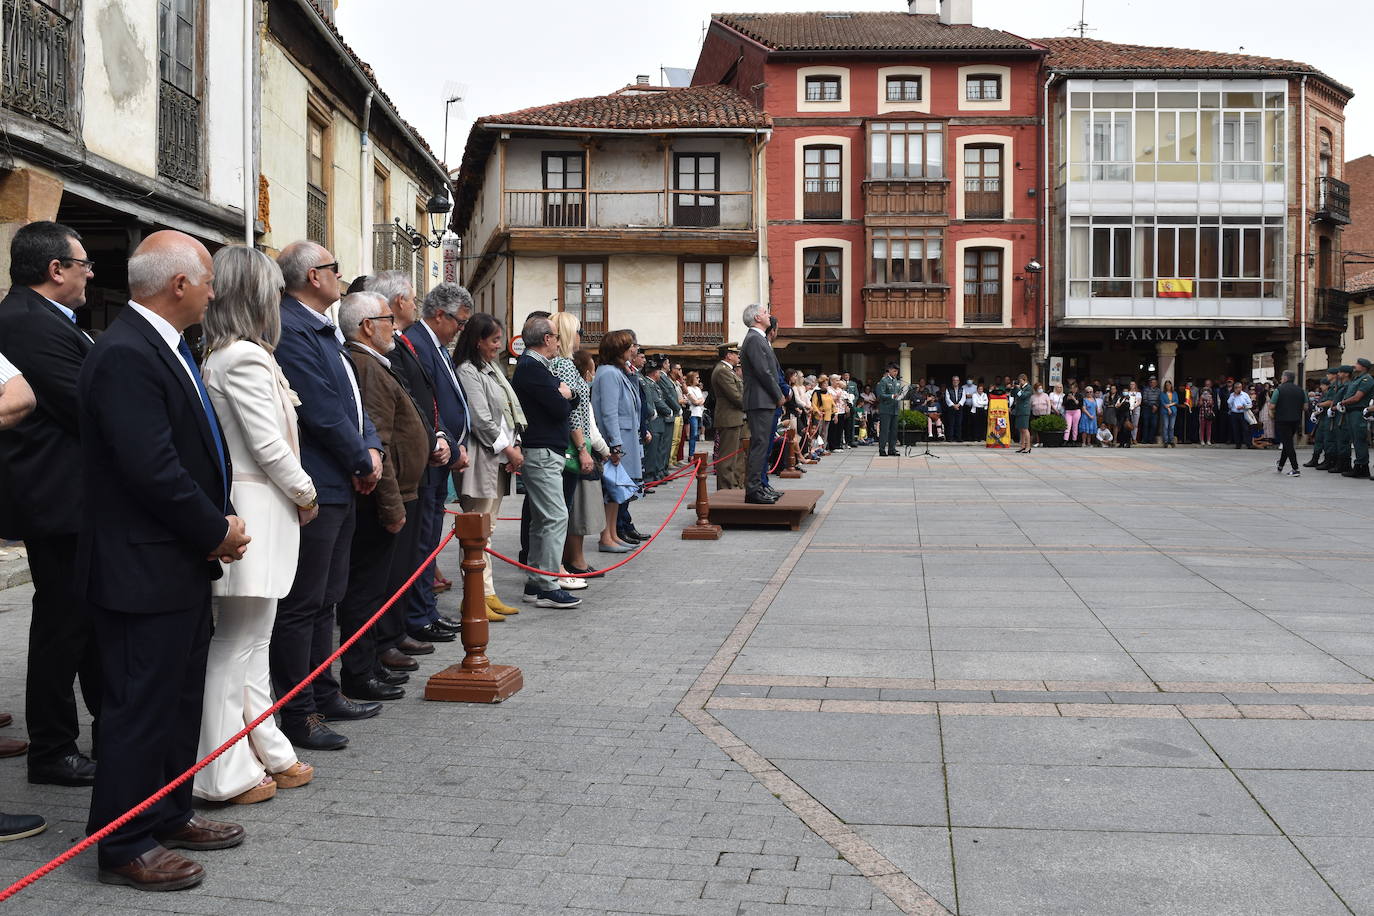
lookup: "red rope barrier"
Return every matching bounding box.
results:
[769,430,790,474]
[484,457,697,578]
[0,529,458,904]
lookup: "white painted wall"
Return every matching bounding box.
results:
[204,0,248,210]
[82,1,158,177]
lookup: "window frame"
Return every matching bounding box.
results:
[305,97,333,248]
[965,74,1002,102]
[867,121,945,180]
[678,258,729,345]
[805,75,843,103]
[672,152,721,228]
[158,0,198,97]
[963,247,1004,324]
[557,257,608,343]
[868,227,944,287]
[541,151,587,228]
[801,247,844,324]
[802,144,843,220]
[885,75,923,103]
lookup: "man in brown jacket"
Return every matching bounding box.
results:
[337,292,433,702]
[710,343,746,489]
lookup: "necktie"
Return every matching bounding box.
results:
[176,338,229,510]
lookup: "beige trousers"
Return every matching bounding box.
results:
[458,494,503,597]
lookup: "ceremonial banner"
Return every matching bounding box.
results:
[1157,278,1195,298]
[986,395,1011,448]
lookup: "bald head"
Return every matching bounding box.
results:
[127,230,214,331]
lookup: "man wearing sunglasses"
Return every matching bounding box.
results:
[0,221,103,790]
[270,242,385,752]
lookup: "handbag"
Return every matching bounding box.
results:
[1243,408,1257,426]
[563,441,581,473]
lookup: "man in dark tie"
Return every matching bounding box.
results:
[271,241,384,752]
[403,283,472,641]
[79,231,251,891]
[738,303,785,504]
[0,221,102,788]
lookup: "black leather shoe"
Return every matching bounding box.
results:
[744,491,780,505]
[375,668,409,686]
[432,616,461,634]
[616,530,642,543]
[316,694,381,722]
[28,752,96,787]
[342,677,405,702]
[409,623,457,643]
[283,714,348,751]
[626,527,651,541]
[762,486,783,499]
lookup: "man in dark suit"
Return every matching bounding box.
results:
[1274,369,1307,476]
[80,231,251,891]
[364,272,455,675]
[403,283,472,641]
[271,241,384,752]
[739,303,784,504]
[0,221,102,787]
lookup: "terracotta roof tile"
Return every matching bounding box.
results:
[479,85,770,131]
[713,11,1040,52]
[1039,36,1331,82]
[1346,268,1374,296]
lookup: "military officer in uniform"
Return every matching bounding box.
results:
[875,363,903,457]
[1320,366,1352,473]
[1340,358,1374,478]
[1304,367,1339,468]
[641,356,673,483]
[710,344,745,490]
[655,356,683,470]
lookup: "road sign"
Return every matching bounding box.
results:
[510,337,526,357]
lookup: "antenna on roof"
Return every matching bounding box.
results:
[1071,0,1094,37]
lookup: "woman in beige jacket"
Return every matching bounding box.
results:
[194,247,317,805]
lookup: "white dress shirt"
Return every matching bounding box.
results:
[128,301,201,395]
[0,351,18,385]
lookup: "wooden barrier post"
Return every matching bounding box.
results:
[682,457,722,540]
[778,428,803,479]
[425,512,524,703]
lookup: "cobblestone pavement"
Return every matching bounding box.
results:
[2,443,1373,914]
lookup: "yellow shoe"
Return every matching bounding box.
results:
[487,594,519,616]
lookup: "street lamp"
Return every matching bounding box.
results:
[1023,258,1045,383]
[395,187,453,252]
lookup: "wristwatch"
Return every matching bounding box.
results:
[297,497,318,511]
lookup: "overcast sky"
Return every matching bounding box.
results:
[335,0,1371,168]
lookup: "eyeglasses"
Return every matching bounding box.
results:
[55,256,95,272]
[313,262,342,276]
[360,314,396,326]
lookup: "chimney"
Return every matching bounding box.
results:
[908,0,938,12]
[636,74,651,86]
[939,0,972,25]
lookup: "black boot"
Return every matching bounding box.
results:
[1343,463,1370,479]
[1317,456,1337,471]
[1303,452,1323,468]
[1329,456,1352,474]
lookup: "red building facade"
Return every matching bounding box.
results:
[694,7,1047,381]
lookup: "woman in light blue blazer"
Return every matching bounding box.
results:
[591,330,642,552]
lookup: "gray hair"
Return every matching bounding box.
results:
[127,243,209,298]
[203,247,284,353]
[421,281,473,319]
[366,269,412,306]
[741,303,765,329]
[1282,370,1296,383]
[522,316,552,349]
[338,291,388,342]
[277,240,329,291]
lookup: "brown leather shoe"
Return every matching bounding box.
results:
[379,647,418,671]
[0,712,12,728]
[0,736,27,758]
[98,845,205,891]
[397,635,434,656]
[155,814,245,851]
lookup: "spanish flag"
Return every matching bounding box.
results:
[1157,278,1194,298]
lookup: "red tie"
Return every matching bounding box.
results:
[396,333,441,430]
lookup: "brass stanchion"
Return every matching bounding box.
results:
[424,512,523,703]
[682,457,722,540]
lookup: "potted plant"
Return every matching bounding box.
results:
[897,409,928,446]
[1030,414,1067,447]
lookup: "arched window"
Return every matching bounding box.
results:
[802,146,843,220]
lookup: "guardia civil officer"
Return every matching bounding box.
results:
[1305,367,1339,468]
[1340,358,1374,478]
[875,363,903,456]
[1320,366,1352,473]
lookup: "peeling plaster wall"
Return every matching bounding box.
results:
[84,2,156,175]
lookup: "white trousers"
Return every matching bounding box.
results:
[193,596,299,802]
[458,494,503,596]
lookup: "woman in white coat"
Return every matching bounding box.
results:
[193,247,318,805]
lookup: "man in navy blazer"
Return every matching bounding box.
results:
[403,283,471,640]
[0,221,102,788]
[270,241,384,752]
[79,231,251,891]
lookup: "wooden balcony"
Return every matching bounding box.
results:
[863,180,947,225]
[1315,287,1349,328]
[1316,177,1351,225]
[862,287,948,333]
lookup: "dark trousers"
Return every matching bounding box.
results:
[519,481,532,564]
[1277,419,1300,470]
[1229,412,1251,448]
[746,408,773,495]
[338,495,399,684]
[89,598,210,867]
[1139,407,1159,443]
[24,534,101,765]
[878,410,899,453]
[944,409,962,442]
[270,501,352,729]
[962,406,978,441]
[376,496,423,655]
[405,481,445,630]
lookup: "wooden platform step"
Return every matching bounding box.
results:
[707,489,823,530]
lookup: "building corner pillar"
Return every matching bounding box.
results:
[1156,341,1178,387]
[0,167,65,289]
[898,343,913,404]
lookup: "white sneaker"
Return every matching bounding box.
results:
[557,576,588,590]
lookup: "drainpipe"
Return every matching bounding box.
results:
[755,131,768,310]
[360,91,374,275]
[1042,70,1052,382]
[1298,75,1308,380]
[242,0,255,246]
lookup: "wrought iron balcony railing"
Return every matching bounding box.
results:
[1316,177,1351,225]
[157,80,202,189]
[1,0,73,131]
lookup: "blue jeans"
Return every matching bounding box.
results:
[1161,410,1176,443]
[687,415,700,457]
[521,447,569,593]
[1139,407,1159,444]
